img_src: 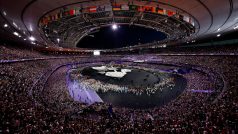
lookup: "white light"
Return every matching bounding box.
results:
[3,24,8,28]
[18,35,21,38]
[3,11,7,16]
[57,38,60,43]
[29,36,35,41]
[13,32,19,36]
[93,50,100,56]
[29,25,33,31]
[217,28,221,31]
[234,25,238,30]
[217,34,221,37]
[31,42,36,45]
[24,38,26,40]
[13,22,18,28]
[112,24,118,30]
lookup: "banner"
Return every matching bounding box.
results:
[113,7,121,11]
[167,10,175,16]
[144,6,153,12]
[39,3,195,27]
[151,7,156,13]
[121,4,129,10]
[69,9,76,16]
[89,6,97,13]
[112,4,121,11]
[157,7,165,15]
[138,6,145,12]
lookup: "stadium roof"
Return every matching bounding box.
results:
[0,0,237,49]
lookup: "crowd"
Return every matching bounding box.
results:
[0,45,47,61]
[0,47,237,133]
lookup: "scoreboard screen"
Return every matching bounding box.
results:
[93,50,100,56]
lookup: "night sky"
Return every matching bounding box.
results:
[77,25,167,49]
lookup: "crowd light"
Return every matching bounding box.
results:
[3,11,7,16]
[29,36,36,41]
[4,24,8,28]
[29,25,33,31]
[13,32,19,36]
[13,22,18,28]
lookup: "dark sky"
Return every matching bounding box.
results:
[77,25,167,49]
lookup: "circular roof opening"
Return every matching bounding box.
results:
[77,25,167,49]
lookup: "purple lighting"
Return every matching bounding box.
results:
[191,89,214,93]
[66,68,103,105]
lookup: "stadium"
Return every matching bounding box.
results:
[0,0,237,133]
